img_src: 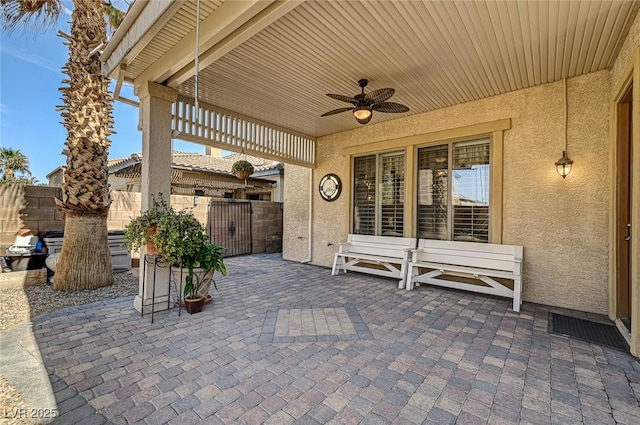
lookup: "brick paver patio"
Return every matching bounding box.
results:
[31,254,640,424]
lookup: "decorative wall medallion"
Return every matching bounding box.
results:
[319,173,342,202]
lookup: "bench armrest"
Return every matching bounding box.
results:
[337,242,351,254]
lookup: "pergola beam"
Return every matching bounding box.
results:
[172,96,316,168]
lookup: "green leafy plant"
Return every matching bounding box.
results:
[122,193,172,252]
[182,243,227,300]
[231,160,254,175]
[153,207,227,300]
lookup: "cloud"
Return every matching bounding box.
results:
[0,45,60,73]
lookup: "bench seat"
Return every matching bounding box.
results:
[407,239,524,312]
[332,234,417,288]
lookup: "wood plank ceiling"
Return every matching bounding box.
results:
[124,0,639,138]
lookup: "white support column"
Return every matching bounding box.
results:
[133,81,177,314]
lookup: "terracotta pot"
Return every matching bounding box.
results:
[235,171,252,180]
[145,225,158,255]
[185,296,205,314]
[171,268,215,306]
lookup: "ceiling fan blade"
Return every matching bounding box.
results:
[321,107,354,117]
[365,88,395,104]
[372,102,410,113]
[326,93,357,104]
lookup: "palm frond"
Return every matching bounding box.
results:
[1,0,63,35]
[103,0,124,34]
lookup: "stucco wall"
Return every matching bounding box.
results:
[612,9,640,87]
[282,165,311,262]
[284,71,611,314]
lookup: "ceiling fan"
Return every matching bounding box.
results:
[321,79,410,124]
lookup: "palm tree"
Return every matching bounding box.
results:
[1,0,124,291]
[0,147,31,181]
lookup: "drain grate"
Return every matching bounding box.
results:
[549,313,629,351]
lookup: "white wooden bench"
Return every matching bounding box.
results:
[407,239,524,312]
[332,235,417,288]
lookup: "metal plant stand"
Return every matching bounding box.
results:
[141,255,178,323]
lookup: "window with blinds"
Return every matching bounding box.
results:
[380,153,404,236]
[353,155,376,235]
[417,146,449,240]
[453,141,490,242]
[352,152,405,236]
[417,138,490,242]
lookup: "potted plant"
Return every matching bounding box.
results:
[180,243,226,313]
[231,159,254,180]
[122,193,172,255]
[153,208,226,314]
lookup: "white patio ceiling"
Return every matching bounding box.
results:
[104,0,639,139]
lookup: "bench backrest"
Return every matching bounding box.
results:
[346,234,417,259]
[415,239,523,274]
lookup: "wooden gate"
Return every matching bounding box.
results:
[209,200,252,257]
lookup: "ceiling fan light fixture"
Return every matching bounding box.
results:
[353,106,372,121]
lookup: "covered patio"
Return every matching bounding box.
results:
[14,254,640,424]
[100,0,640,357]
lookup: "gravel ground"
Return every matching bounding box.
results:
[0,270,139,422]
[0,270,139,331]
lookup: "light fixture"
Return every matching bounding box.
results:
[555,151,573,178]
[353,106,372,123]
[556,78,573,179]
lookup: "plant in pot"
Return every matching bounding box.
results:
[231,159,254,180]
[122,193,172,256]
[153,209,226,314]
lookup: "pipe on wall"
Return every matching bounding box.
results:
[301,167,313,263]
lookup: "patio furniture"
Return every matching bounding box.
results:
[407,239,523,312]
[331,234,417,288]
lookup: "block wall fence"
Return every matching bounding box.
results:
[0,185,282,257]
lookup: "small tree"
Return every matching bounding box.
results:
[0,147,32,182]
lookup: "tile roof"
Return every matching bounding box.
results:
[108,151,283,176]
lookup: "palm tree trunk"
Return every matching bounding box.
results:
[54,0,114,290]
[53,214,113,291]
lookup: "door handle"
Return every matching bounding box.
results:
[625,223,631,241]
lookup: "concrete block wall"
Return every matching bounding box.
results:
[1,186,282,256]
[0,185,64,248]
[250,201,283,253]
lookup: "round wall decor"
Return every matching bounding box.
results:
[319,173,342,202]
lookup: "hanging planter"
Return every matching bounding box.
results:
[232,160,254,180]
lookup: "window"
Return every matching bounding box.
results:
[417,138,490,242]
[353,152,405,236]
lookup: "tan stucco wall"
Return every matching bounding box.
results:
[284,71,611,314]
[612,9,640,86]
[282,165,311,262]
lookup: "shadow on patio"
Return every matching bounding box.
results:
[30,254,640,424]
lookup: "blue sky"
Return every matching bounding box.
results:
[0,5,203,184]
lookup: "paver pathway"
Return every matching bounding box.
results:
[24,254,640,424]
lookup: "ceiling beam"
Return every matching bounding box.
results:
[166,0,304,88]
[134,0,278,89]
